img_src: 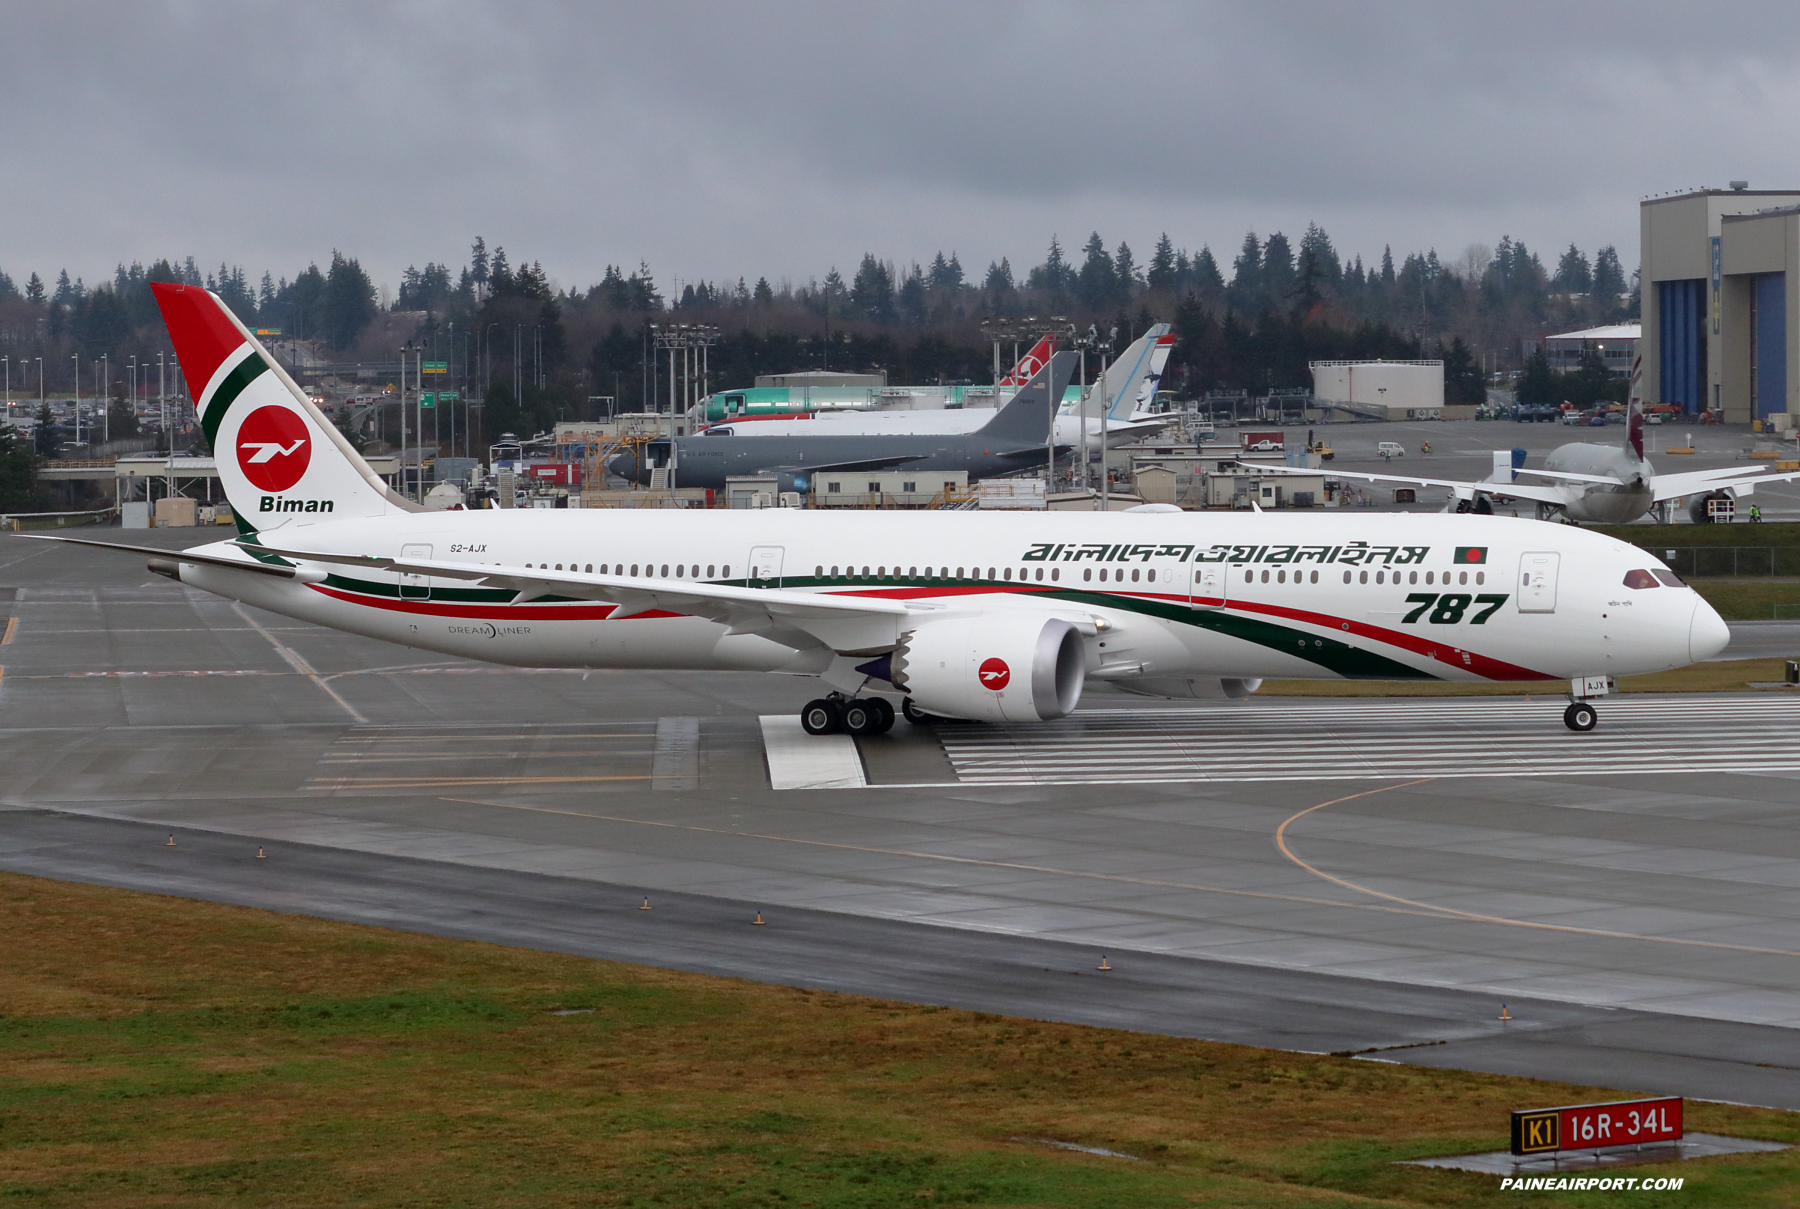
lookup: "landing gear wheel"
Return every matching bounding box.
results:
[801,698,842,736]
[1563,701,1597,732]
[841,699,880,736]
[868,697,895,734]
[901,697,933,726]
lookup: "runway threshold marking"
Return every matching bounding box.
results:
[931,698,1800,785]
[231,603,368,724]
[1273,784,1800,963]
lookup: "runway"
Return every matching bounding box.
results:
[931,697,1800,785]
[6,529,1800,1109]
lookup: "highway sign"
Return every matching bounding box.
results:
[420,393,436,409]
[438,391,460,401]
[422,361,448,374]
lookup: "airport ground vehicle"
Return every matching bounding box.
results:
[25,284,1730,734]
[1377,441,1406,458]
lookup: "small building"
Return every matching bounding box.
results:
[1526,324,1641,374]
[1309,360,1445,418]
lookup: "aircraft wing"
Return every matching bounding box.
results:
[13,534,322,580]
[1651,465,1800,502]
[242,541,926,655]
[1513,467,1629,485]
[1250,463,1577,506]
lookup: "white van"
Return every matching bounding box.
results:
[1377,441,1406,458]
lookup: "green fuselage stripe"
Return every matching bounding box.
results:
[315,571,1436,681]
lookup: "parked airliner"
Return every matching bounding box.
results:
[25,285,1729,735]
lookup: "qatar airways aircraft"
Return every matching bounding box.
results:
[26,285,1729,735]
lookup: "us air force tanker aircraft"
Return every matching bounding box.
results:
[612,352,1081,493]
[28,284,1729,736]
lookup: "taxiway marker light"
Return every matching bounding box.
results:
[166,834,175,847]
[1499,1003,1512,1022]
[639,897,651,911]
[256,847,266,860]
[1097,955,1111,971]
[754,911,765,926]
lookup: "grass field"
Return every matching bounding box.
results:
[0,873,1795,1206]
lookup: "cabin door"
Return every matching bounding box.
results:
[1517,551,1559,613]
[399,543,432,601]
[748,545,784,588]
[1190,562,1228,608]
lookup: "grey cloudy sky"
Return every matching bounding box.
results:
[12,2,1800,297]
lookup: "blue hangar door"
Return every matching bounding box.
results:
[1753,272,1788,421]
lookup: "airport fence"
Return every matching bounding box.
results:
[1657,547,1800,578]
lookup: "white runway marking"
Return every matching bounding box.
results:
[759,715,867,789]
[936,697,1800,785]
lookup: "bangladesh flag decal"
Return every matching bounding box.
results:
[1455,546,1488,564]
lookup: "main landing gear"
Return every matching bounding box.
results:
[1562,701,1598,732]
[800,693,895,737]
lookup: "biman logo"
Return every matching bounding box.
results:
[1454,546,1488,565]
[978,657,1011,691]
[236,405,311,492]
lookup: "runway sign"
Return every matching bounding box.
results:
[1512,1097,1682,1156]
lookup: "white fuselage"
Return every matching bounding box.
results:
[1542,442,1655,525]
[182,510,1723,691]
[701,407,1172,450]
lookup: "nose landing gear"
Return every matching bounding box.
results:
[1563,701,1598,732]
[800,693,895,736]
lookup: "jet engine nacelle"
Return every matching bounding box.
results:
[891,614,1085,722]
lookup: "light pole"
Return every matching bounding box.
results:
[72,354,81,448]
[100,353,109,442]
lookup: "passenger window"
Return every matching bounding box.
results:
[631,564,639,576]
[676,566,685,578]
[555,564,563,571]
[1425,571,1433,585]
[661,564,669,577]
[708,565,716,577]
[1376,571,1385,584]
[1359,570,1367,584]
[1310,570,1318,584]
[1051,568,1060,582]
[1458,571,1466,585]
[1132,569,1141,582]
[1100,568,1108,582]
[1035,568,1044,581]
[1277,569,1285,583]
[1343,571,1351,584]
[1623,569,1660,589]
[909,566,917,577]
[1146,569,1155,583]
[1475,571,1483,585]
[1086,568,1093,582]
[585,564,593,573]
[815,565,823,577]
[1244,570,1253,583]
[1004,568,1012,581]
[1409,571,1418,585]
[1261,570,1269,583]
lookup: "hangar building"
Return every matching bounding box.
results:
[1641,184,1800,422]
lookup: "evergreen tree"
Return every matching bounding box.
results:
[1515,347,1557,406]
[1380,246,1396,286]
[1076,232,1116,312]
[470,237,489,297]
[1553,244,1592,295]
[53,269,79,306]
[897,266,927,324]
[753,277,774,306]
[1592,246,1627,310]
[1442,336,1485,404]
[1190,246,1224,295]
[34,402,58,456]
[851,254,894,322]
[1298,224,1341,287]
[1113,241,1139,294]
[25,272,45,305]
[0,422,46,511]
[1231,232,1263,296]
[1147,233,1176,290]
[320,250,376,351]
[1262,232,1295,302]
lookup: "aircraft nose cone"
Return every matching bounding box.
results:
[1689,597,1730,663]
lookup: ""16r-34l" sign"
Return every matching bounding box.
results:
[1512,1097,1683,1156]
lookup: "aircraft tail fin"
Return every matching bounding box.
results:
[1090,324,1173,421]
[1625,352,1645,460]
[151,283,417,532]
[976,351,1079,444]
[998,335,1057,387]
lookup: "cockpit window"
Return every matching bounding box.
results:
[1651,568,1686,588]
[1622,569,1660,589]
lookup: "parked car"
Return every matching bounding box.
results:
[1377,441,1406,458]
